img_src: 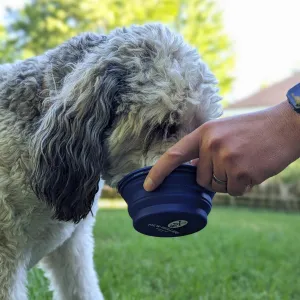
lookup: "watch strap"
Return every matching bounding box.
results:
[287,83,300,113]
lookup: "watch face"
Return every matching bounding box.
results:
[292,93,300,108]
[287,83,300,109]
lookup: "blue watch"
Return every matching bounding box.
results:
[287,83,300,113]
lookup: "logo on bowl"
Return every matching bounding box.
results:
[168,220,188,229]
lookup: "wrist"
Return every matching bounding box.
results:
[271,100,300,153]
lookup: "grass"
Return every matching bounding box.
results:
[28,207,300,300]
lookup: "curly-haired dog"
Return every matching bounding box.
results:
[0,23,222,299]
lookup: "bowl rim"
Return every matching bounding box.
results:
[117,164,198,193]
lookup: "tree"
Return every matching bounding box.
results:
[1,0,234,95]
[0,23,19,62]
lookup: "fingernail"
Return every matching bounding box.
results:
[191,159,198,166]
[144,176,154,191]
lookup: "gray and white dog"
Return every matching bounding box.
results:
[0,23,222,299]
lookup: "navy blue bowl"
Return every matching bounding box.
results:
[117,165,215,238]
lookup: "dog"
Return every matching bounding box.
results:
[0,23,222,299]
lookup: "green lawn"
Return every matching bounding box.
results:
[28,207,300,300]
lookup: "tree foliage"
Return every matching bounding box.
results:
[0,23,18,62]
[1,0,234,95]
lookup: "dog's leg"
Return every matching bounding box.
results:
[40,180,105,300]
[40,219,104,300]
[0,261,28,300]
[0,198,29,300]
[10,262,28,300]
[0,241,28,300]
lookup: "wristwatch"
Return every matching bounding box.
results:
[287,83,300,113]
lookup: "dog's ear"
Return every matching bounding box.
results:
[30,57,124,223]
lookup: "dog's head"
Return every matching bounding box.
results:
[30,23,222,223]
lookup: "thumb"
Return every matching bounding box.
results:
[143,127,201,191]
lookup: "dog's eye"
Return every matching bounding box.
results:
[142,123,179,155]
[166,124,178,137]
[153,124,177,138]
[169,125,177,135]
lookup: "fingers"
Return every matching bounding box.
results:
[143,128,201,191]
[143,119,253,197]
[195,148,213,190]
[191,158,199,166]
[211,157,227,193]
[227,171,251,196]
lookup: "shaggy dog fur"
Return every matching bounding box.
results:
[0,23,222,299]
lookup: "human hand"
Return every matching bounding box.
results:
[143,101,300,196]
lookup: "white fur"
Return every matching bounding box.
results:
[0,178,105,300]
[0,23,222,299]
[39,180,105,300]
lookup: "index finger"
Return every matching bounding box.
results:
[143,127,201,191]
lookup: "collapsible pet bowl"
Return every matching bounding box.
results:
[117,165,215,238]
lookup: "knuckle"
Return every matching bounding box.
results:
[201,121,224,152]
[200,121,213,133]
[227,184,244,196]
[165,148,185,162]
[227,169,251,196]
[222,150,239,164]
[200,121,215,138]
[234,170,249,182]
[207,135,223,152]
[229,190,243,197]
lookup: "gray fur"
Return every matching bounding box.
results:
[0,23,222,299]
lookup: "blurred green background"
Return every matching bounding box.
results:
[1,0,300,299]
[0,0,234,96]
